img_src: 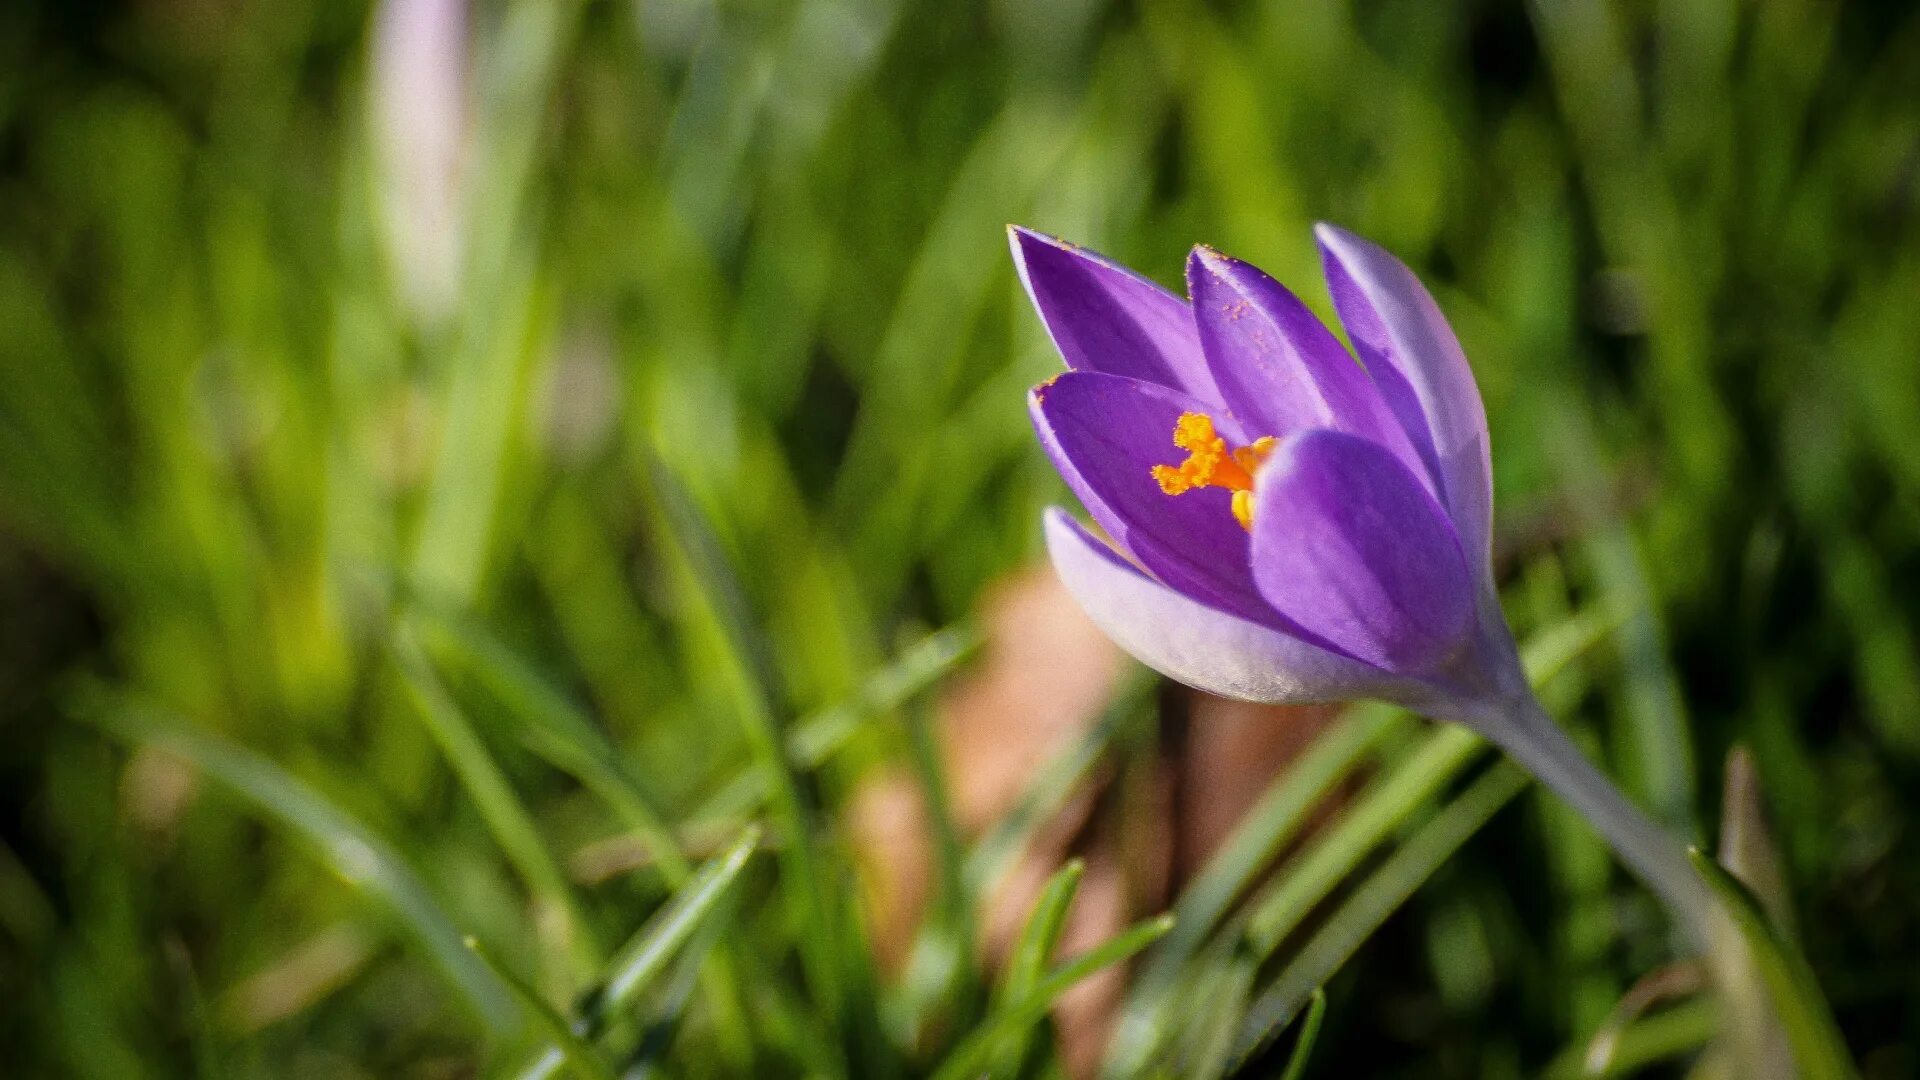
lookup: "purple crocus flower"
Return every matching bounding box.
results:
[1013,225,1710,934]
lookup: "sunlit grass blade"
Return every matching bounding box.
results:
[1004,860,1085,1004]
[1276,987,1327,1080]
[690,624,980,827]
[1577,963,1705,1077]
[1104,706,1406,1077]
[1234,762,1530,1065]
[1688,849,1860,1080]
[1517,603,1633,687]
[643,452,798,764]
[788,624,981,765]
[75,688,517,1032]
[930,914,1176,1080]
[407,0,584,604]
[626,912,737,1073]
[1112,608,1624,1076]
[986,859,1085,1077]
[408,608,691,885]
[642,451,852,1053]
[1171,947,1255,1080]
[512,825,761,1080]
[466,936,616,1080]
[1236,608,1618,965]
[390,627,590,971]
[1541,997,1720,1079]
[965,678,1152,897]
[1151,707,1404,974]
[406,607,759,1060]
[1241,725,1489,957]
[903,695,978,1002]
[588,825,761,1030]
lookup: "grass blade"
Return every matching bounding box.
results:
[1003,860,1086,1004]
[689,624,981,828]
[592,825,761,1028]
[466,937,617,1080]
[1242,725,1489,958]
[1105,706,1405,1077]
[1234,763,1529,1064]
[966,679,1152,897]
[903,693,978,1002]
[644,457,826,881]
[75,689,517,1032]
[988,859,1086,1077]
[931,914,1176,1080]
[1541,997,1720,1078]
[512,825,761,1080]
[1111,609,1622,1076]
[390,627,589,969]
[1688,849,1859,1080]
[1234,605,1618,963]
[409,608,691,886]
[789,625,981,765]
[626,911,738,1072]
[1276,988,1327,1080]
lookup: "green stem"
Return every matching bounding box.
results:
[1458,690,1713,944]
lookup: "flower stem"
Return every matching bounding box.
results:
[1467,691,1713,945]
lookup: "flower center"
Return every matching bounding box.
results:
[1150,412,1277,531]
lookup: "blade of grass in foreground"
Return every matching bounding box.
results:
[512,826,761,1080]
[1276,988,1327,1080]
[1541,997,1719,1079]
[408,608,691,886]
[904,693,975,953]
[688,624,980,827]
[988,860,1085,1077]
[74,688,517,1032]
[644,452,880,1071]
[1104,705,1407,1077]
[966,679,1152,897]
[643,457,829,908]
[467,936,617,1080]
[1688,849,1859,1080]
[1241,725,1490,957]
[1003,860,1086,1004]
[391,628,589,969]
[929,914,1175,1080]
[1110,605,1623,1078]
[1177,949,1256,1080]
[1233,762,1530,1064]
[1228,612,1627,1028]
[625,908,739,1073]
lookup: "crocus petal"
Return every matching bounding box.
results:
[1315,224,1493,583]
[1030,371,1274,624]
[1184,247,1430,492]
[1250,429,1475,675]
[1044,508,1398,703]
[1009,227,1225,405]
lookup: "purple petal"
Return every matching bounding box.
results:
[1029,371,1274,624]
[1316,224,1493,583]
[1250,429,1475,675]
[1184,246,1432,493]
[1044,508,1398,703]
[1009,227,1225,405]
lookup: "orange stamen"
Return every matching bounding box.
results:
[1150,412,1277,531]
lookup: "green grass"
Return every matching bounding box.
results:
[2,0,1917,1075]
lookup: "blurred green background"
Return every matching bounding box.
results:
[2,0,1918,1076]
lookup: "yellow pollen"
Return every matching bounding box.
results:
[1149,412,1277,531]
